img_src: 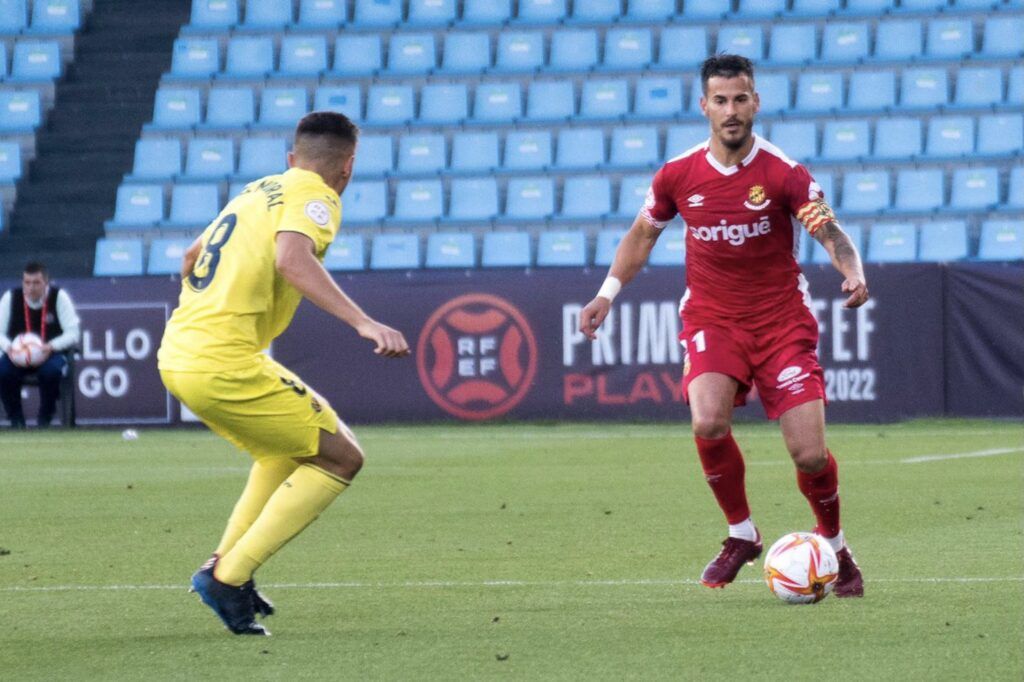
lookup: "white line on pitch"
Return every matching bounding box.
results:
[901,447,1024,464]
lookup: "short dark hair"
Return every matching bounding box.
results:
[293,111,360,161]
[700,54,756,95]
[24,261,48,279]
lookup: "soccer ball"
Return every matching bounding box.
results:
[763,532,839,604]
[8,332,48,368]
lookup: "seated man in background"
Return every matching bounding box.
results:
[0,261,81,428]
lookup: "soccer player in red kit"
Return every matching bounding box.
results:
[580,54,866,597]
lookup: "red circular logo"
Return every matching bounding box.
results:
[417,293,538,421]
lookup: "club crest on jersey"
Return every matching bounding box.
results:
[743,185,771,210]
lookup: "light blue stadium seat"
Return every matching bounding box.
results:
[278,36,328,77]
[9,40,59,80]
[203,87,255,129]
[393,180,443,221]
[580,80,629,120]
[224,37,274,79]
[604,28,653,70]
[333,35,382,76]
[238,137,287,179]
[0,43,7,78]
[954,67,1002,108]
[258,87,308,128]
[610,126,659,168]
[767,121,817,162]
[109,185,164,226]
[842,171,890,213]
[657,27,708,69]
[482,231,531,267]
[29,0,80,33]
[322,236,366,272]
[473,82,522,122]
[371,234,421,270]
[170,38,219,79]
[625,0,675,21]
[571,0,620,22]
[0,90,41,131]
[147,238,191,275]
[448,177,499,220]
[555,128,605,169]
[166,184,220,226]
[503,130,552,170]
[977,114,1024,156]
[353,0,402,27]
[978,220,1024,260]
[0,142,21,182]
[189,0,238,30]
[441,33,490,73]
[821,22,869,63]
[847,71,895,111]
[810,223,863,264]
[918,221,968,262]
[982,16,1024,58]
[314,85,362,120]
[419,83,468,124]
[685,0,730,18]
[925,18,973,59]
[898,0,947,10]
[342,181,387,223]
[717,25,764,61]
[595,229,627,266]
[131,138,181,180]
[926,116,974,158]
[397,134,446,175]
[149,88,201,130]
[634,77,683,118]
[185,138,234,179]
[461,0,511,25]
[352,134,393,176]
[755,72,791,113]
[874,117,922,158]
[537,231,587,267]
[451,132,499,172]
[796,72,843,112]
[867,223,916,262]
[843,0,894,14]
[387,33,436,74]
[297,0,347,27]
[516,0,566,23]
[495,32,544,73]
[769,24,817,65]
[894,169,944,212]
[228,181,249,200]
[616,175,650,218]
[526,81,575,121]
[950,167,999,210]
[561,177,611,218]
[813,171,835,205]
[1007,167,1024,209]
[822,120,871,161]
[791,0,841,15]
[900,68,948,109]
[1010,66,1024,106]
[426,232,475,268]
[505,177,554,219]
[875,20,923,61]
[408,0,456,26]
[242,0,292,28]
[0,0,27,34]
[366,85,414,125]
[666,124,709,156]
[94,239,144,277]
[649,227,686,266]
[735,0,784,17]
[549,30,599,72]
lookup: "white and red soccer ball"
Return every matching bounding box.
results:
[763,532,839,604]
[8,332,48,368]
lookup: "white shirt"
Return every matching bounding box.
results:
[0,287,81,354]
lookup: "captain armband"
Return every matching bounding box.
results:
[795,198,837,236]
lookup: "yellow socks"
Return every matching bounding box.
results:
[214,457,300,558]
[214,464,349,586]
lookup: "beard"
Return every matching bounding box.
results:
[718,120,752,150]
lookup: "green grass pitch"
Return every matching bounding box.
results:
[1,420,1021,680]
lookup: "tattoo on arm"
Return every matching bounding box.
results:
[815,220,860,269]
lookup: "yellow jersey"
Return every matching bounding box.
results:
[158,167,341,372]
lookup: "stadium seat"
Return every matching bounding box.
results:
[448,177,499,220]
[278,36,328,77]
[796,72,843,112]
[482,231,531,267]
[925,18,973,59]
[609,127,659,168]
[900,68,948,109]
[203,88,255,129]
[767,121,817,162]
[657,27,708,69]
[982,16,1024,58]
[821,121,871,161]
[717,25,764,61]
[813,172,835,205]
[846,0,895,16]
[352,134,393,176]
[188,0,238,31]
[977,114,1024,156]
[953,67,1003,108]
[1007,167,1024,209]
[561,177,612,218]
[977,220,1024,260]
[170,38,219,79]
[867,222,916,262]
[841,171,890,213]
[149,88,201,130]
[397,134,446,175]
[387,33,436,74]
[147,238,191,275]
[9,40,59,81]
[242,0,292,28]
[370,234,420,270]
[616,175,650,218]
[185,138,234,181]
[0,43,7,79]
[623,0,674,21]
[237,137,287,179]
[847,71,896,111]
[165,184,220,226]
[791,0,841,15]
[875,20,923,61]
[897,0,947,11]
[473,83,522,123]
[322,236,366,272]
[503,131,552,170]
[516,0,566,23]
[0,142,22,183]
[224,37,274,79]
[343,181,389,223]
[227,181,249,200]
[393,180,443,221]
[258,88,308,128]
[441,33,490,73]
[570,0,620,22]
[595,229,628,266]
[949,167,999,210]
[129,138,181,180]
[505,177,554,219]
[297,0,347,28]
[810,223,863,264]
[769,24,817,65]
[633,77,684,118]
[0,90,41,131]
[29,0,81,33]
[874,117,922,158]
[604,28,653,70]
[461,0,512,25]
[894,169,944,212]
[426,232,475,268]
[495,32,544,72]
[918,221,968,262]
[549,30,599,72]
[820,23,870,64]
[926,116,975,158]
[537,231,587,267]
[353,0,402,27]
[109,185,164,227]
[314,85,362,121]
[526,81,575,121]
[94,238,144,277]
[0,0,28,34]
[451,132,499,172]
[735,0,784,17]
[366,85,414,125]
[755,73,791,113]
[580,80,629,120]
[649,227,686,266]
[666,124,710,156]
[420,83,468,124]
[556,128,605,169]
[333,35,382,76]
[1010,67,1024,107]
[408,0,456,26]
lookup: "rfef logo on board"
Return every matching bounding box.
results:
[417,293,538,421]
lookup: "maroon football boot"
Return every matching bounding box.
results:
[834,546,864,598]
[700,532,763,588]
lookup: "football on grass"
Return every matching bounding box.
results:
[9,332,47,368]
[763,532,839,604]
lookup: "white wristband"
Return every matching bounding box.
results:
[597,276,622,302]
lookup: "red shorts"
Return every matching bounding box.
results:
[680,309,825,420]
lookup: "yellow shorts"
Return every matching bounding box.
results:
[160,355,339,460]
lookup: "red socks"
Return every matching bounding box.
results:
[695,433,750,524]
[796,451,841,538]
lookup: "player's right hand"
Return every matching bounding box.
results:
[356,319,410,358]
[580,297,612,340]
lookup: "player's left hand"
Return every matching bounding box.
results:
[356,319,410,358]
[841,277,869,308]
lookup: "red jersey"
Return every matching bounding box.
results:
[643,134,823,326]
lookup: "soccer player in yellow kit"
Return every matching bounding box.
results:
[158,112,409,636]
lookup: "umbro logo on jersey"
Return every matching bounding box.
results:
[687,194,704,207]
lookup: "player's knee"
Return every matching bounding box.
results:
[790,446,827,473]
[317,426,364,479]
[691,415,731,440]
